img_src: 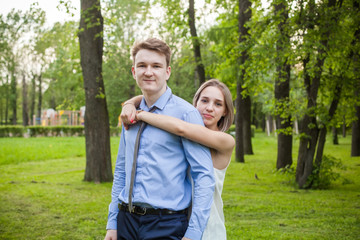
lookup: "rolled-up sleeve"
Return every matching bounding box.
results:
[182,110,215,240]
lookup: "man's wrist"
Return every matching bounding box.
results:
[184,227,202,240]
[121,101,134,107]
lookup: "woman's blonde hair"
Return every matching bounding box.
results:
[193,79,234,132]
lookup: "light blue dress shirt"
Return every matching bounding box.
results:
[106,87,215,239]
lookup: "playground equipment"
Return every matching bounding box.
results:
[32,107,85,126]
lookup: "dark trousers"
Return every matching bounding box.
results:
[117,209,188,240]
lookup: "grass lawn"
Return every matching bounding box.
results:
[0,133,359,239]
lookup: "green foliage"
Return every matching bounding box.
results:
[28,126,85,137]
[308,154,347,190]
[102,0,151,126]
[0,126,85,137]
[274,164,297,187]
[40,21,84,111]
[0,126,25,137]
[110,126,121,137]
[0,125,121,138]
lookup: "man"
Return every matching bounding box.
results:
[105,38,215,240]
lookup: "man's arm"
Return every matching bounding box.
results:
[106,127,127,230]
[181,110,215,240]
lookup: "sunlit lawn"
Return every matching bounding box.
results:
[0,132,359,239]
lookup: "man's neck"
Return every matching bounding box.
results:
[142,88,167,107]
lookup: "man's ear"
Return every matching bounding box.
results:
[166,66,171,80]
[131,66,136,79]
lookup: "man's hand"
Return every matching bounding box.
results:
[120,103,137,130]
[104,229,117,240]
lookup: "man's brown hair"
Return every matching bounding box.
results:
[131,38,172,67]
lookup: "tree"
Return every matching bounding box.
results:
[236,0,252,162]
[352,77,360,156]
[351,0,360,157]
[21,73,29,126]
[0,7,44,125]
[79,0,112,183]
[39,21,84,112]
[188,0,206,86]
[273,0,292,169]
[295,0,349,188]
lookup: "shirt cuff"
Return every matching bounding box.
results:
[184,227,203,240]
[106,202,119,230]
[106,213,117,230]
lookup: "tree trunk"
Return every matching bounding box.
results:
[0,89,3,124]
[332,127,339,145]
[37,74,42,125]
[296,52,321,188]
[243,95,253,154]
[50,78,57,109]
[30,73,36,125]
[5,75,9,125]
[352,66,360,156]
[22,73,29,126]
[274,0,293,169]
[352,100,360,156]
[79,0,113,182]
[10,69,17,125]
[351,0,360,157]
[296,0,337,188]
[236,0,252,162]
[188,0,205,86]
[235,84,245,162]
[315,82,342,168]
[342,115,346,137]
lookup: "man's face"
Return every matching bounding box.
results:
[132,49,171,99]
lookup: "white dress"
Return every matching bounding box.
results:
[202,165,228,240]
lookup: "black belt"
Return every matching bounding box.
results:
[119,203,188,216]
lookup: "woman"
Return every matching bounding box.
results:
[121,79,235,240]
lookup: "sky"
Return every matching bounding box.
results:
[1,0,80,27]
[1,1,270,28]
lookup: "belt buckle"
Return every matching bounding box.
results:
[137,206,147,215]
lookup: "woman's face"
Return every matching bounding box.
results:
[196,86,227,131]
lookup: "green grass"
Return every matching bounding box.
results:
[0,133,359,239]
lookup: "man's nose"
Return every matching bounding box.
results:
[145,66,153,76]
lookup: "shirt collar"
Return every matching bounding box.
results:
[140,87,172,111]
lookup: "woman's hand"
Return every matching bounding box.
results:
[120,103,137,130]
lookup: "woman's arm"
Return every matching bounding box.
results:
[120,95,143,129]
[137,111,235,157]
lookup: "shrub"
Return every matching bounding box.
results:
[0,126,25,137]
[110,126,121,137]
[308,154,346,189]
[226,124,255,137]
[0,126,85,138]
